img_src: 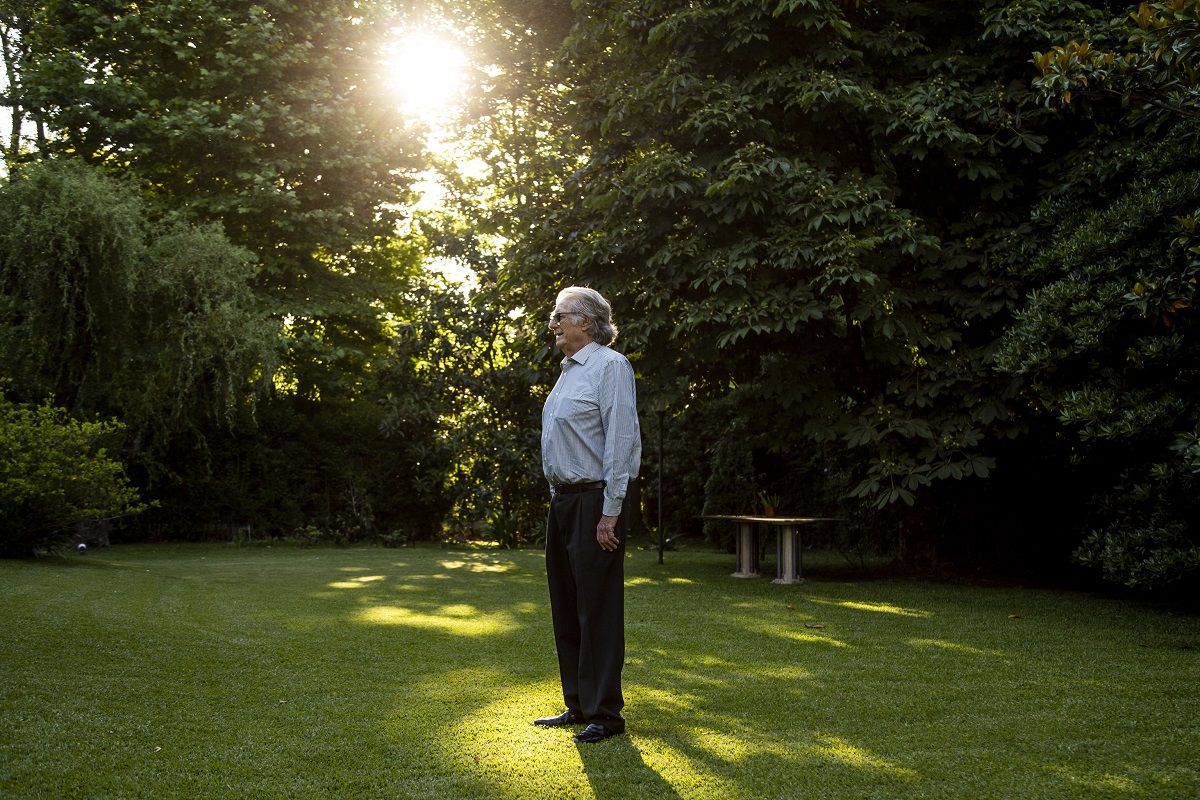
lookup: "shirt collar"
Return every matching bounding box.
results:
[561,340,601,367]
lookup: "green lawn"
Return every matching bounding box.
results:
[1,543,1197,799]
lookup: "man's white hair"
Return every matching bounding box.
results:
[557,286,618,345]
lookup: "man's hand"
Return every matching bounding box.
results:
[596,515,620,552]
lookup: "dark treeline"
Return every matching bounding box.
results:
[1,0,1197,596]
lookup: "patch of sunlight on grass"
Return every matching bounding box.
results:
[471,562,515,573]
[326,575,386,589]
[438,559,515,573]
[812,598,933,618]
[626,576,655,586]
[688,725,758,762]
[1045,764,1144,794]
[357,604,517,636]
[1095,774,1140,793]
[427,675,597,799]
[629,685,701,713]
[672,654,736,669]
[752,623,851,648]
[909,638,1007,657]
[658,668,734,690]
[814,734,920,780]
[680,720,801,765]
[667,577,694,584]
[438,603,478,616]
[750,665,816,682]
[653,654,748,676]
[639,736,744,797]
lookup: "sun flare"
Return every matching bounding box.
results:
[382,31,468,125]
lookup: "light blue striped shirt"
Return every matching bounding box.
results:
[542,341,642,517]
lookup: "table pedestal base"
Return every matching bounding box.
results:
[772,525,804,584]
[731,522,759,578]
[704,515,839,585]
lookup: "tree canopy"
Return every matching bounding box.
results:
[1,0,1196,593]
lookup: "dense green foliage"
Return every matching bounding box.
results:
[0,391,144,556]
[385,277,548,547]
[15,0,417,293]
[403,0,580,546]
[432,0,1197,590]
[1,0,1197,592]
[3,0,456,540]
[996,122,1200,589]
[997,0,1200,589]
[0,160,275,472]
[1033,0,1199,125]
[457,0,1101,556]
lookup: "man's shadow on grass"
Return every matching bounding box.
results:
[576,736,682,800]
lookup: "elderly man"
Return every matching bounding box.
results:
[534,286,641,744]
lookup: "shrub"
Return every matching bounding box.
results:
[0,393,146,557]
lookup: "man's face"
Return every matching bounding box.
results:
[548,304,591,357]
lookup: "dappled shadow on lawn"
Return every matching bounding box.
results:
[633,561,1195,796]
[353,550,940,797]
[317,546,1198,798]
[312,548,543,642]
[385,668,685,800]
[616,653,925,797]
[11,550,158,573]
[8,545,1195,798]
[577,736,682,800]
[611,553,1198,798]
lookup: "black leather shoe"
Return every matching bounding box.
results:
[533,710,584,727]
[573,723,621,743]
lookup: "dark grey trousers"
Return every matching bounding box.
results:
[545,488,627,732]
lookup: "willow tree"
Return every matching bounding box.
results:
[6,1,450,537]
[14,0,424,397]
[0,160,275,476]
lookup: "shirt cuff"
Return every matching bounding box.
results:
[602,497,624,517]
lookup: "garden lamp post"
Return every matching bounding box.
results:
[656,403,666,565]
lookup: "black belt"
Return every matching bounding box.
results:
[553,481,605,494]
